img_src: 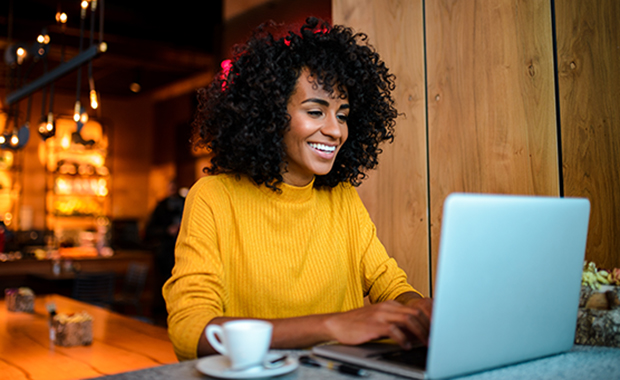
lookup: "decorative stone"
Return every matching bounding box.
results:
[575,286,620,348]
[4,287,35,313]
[52,312,94,346]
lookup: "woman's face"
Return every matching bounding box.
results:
[282,69,349,187]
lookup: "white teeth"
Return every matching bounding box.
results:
[309,143,336,153]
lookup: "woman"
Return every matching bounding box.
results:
[163,17,432,361]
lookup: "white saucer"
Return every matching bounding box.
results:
[196,353,299,379]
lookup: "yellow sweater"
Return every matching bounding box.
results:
[163,174,418,361]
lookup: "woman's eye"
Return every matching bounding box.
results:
[308,111,323,117]
[337,114,349,122]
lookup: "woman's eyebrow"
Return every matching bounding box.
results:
[301,98,350,110]
[301,98,330,106]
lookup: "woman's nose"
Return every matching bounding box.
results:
[322,114,344,139]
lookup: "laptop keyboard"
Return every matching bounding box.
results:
[378,346,428,369]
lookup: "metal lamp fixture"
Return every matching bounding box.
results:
[3,0,107,148]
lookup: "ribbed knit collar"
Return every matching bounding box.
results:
[260,177,316,204]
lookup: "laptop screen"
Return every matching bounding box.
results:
[314,193,590,380]
[426,193,590,379]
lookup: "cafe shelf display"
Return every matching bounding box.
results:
[0,112,21,230]
[42,117,110,237]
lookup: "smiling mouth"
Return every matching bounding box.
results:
[308,142,337,153]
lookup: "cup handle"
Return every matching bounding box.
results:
[205,325,227,356]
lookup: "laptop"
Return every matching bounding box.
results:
[313,193,591,379]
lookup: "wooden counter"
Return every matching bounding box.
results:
[0,294,177,380]
[0,250,155,302]
[0,250,153,277]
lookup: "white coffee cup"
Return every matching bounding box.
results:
[205,320,273,371]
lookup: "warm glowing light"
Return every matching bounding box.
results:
[15,47,27,65]
[56,12,68,23]
[61,134,71,150]
[73,101,81,122]
[97,179,108,196]
[99,42,108,52]
[80,0,89,18]
[44,112,55,132]
[10,134,19,146]
[129,82,141,93]
[90,90,99,109]
[80,112,89,124]
[55,178,71,194]
[92,155,104,167]
[37,34,50,44]
[0,151,14,169]
[0,136,5,144]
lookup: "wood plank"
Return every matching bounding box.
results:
[555,0,620,269]
[425,0,559,288]
[0,294,177,380]
[333,0,430,296]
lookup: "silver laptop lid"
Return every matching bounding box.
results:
[427,193,590,379]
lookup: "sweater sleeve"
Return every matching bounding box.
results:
[162,179,227,361]
[349,188,422,302]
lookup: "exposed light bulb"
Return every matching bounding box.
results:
[80,111,89,124]
[37,34,50,44]
[40,123,51,134]
[10,134,19,146]
[74,101,81,122]
[16,47,27,64]
[81,0,89,18]
[47,112,55,131]
[90,90,99,109]
[39,113,55,139]
[56,12,68,24]
[0,136,5,144]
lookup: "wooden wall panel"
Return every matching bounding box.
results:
[333,0,430,295]
[426,0,559,286]
[555,0,620,269]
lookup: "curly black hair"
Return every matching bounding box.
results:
[193,17,398,190]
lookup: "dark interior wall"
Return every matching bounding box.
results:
[152,94,196,189]
[220,0,332,60]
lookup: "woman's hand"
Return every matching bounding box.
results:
[199,293,432,357]
[324,294,433,349]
